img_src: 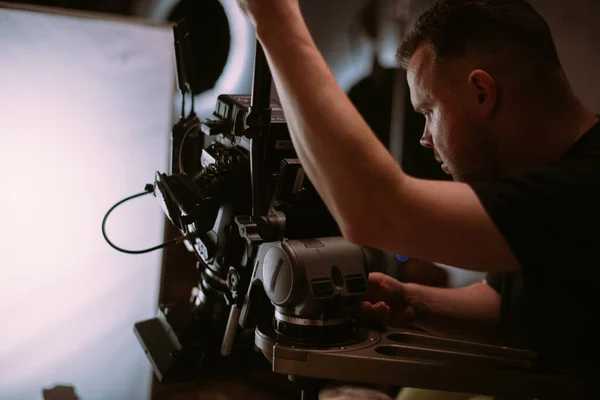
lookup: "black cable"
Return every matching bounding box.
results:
[102,186,189,254]
[178,118,201,175]
[177,83,200,176]
[181,89,186,119]
[187,82,195,114]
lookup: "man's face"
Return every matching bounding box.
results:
[406,45,499,182]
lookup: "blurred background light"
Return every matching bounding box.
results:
[133,0,256,119]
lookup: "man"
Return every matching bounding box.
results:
[236,0,600,397]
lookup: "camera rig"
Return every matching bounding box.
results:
[103,19,588,400]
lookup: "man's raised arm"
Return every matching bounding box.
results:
[238,0,518,273]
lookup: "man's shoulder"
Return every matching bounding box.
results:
[472,118,600,198]
[562,117,600,160]
[468,120,600,283]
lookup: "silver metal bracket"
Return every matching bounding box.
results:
[256,325,587,399]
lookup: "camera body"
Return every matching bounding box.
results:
[134,91,376,383]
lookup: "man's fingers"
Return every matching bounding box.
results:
[364,273,406,305]
[356,302,374,325]
[365,280,388,303]
[357,301,415,328]
[357,301,390,326]
[372,301,391,322]
[389,305,416,326]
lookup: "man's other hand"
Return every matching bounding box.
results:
[356,272,415,328]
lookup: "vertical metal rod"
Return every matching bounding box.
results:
[300,389,319,400]
[249,40,273,217]
[220,304,241,356]
[250,41,273,111]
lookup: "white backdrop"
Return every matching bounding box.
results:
[0,6,174,400]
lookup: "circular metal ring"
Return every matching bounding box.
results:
[274,310,352,327]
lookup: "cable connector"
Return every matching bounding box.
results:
[176,231,197,244]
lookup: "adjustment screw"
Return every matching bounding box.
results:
[227,268,240,291]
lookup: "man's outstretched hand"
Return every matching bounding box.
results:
[356,272,416,328]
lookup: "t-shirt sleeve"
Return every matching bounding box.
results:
[469,160,600,285]
[485,272,503,293]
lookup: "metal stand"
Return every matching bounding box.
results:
[256,325,587,400]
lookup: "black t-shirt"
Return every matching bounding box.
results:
[470,119,600,376]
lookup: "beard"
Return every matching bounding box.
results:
[449,162,501,183]
[446,130,502,183]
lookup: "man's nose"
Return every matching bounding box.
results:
[420,130,434,149]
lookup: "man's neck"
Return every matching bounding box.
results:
[501,96,597,177]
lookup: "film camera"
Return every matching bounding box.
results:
[126,20,381,388]
[103,20,588,400]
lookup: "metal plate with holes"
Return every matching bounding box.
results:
[262,327,587,399]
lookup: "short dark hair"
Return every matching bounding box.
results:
[397,0,562,71]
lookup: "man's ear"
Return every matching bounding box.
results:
[468,69,497,116]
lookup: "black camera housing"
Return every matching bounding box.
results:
[134,72,344,385]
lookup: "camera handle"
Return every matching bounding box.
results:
[245,40,273,217]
